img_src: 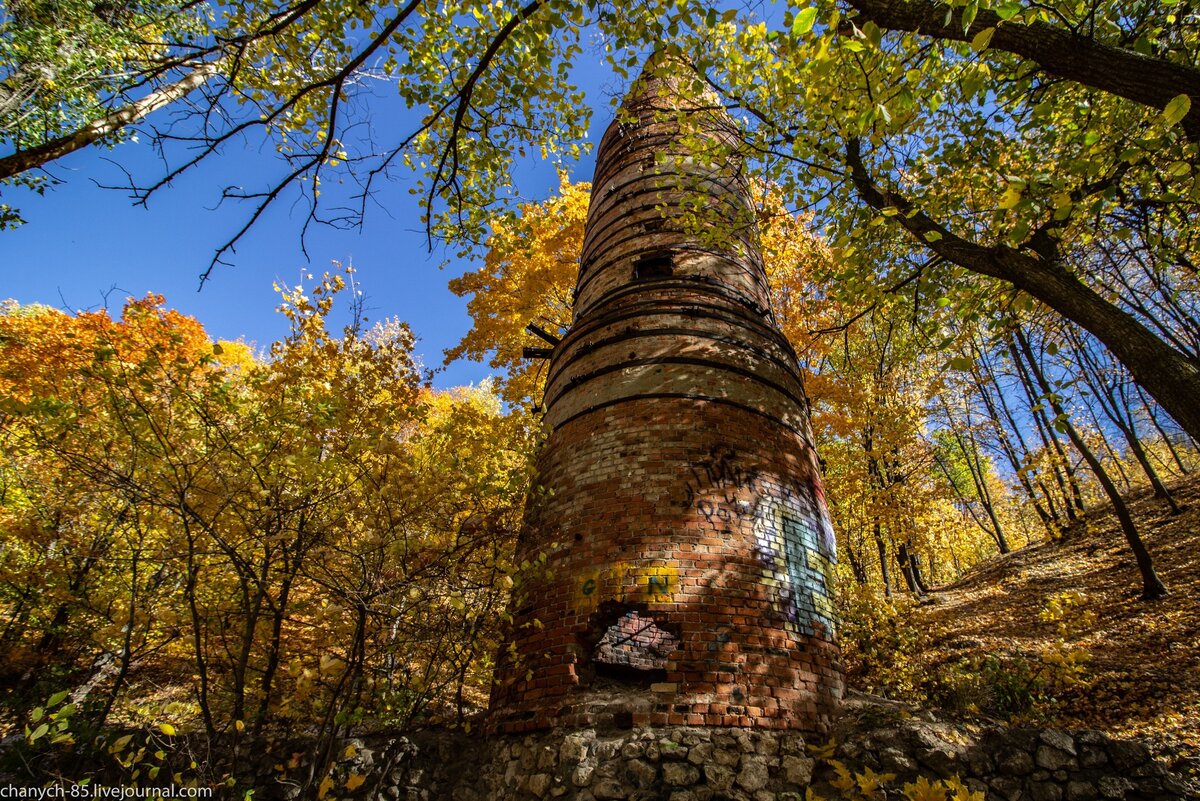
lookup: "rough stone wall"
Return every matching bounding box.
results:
[291,719,1189,801]
[489,58,842,734]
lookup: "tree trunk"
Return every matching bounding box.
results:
[1068,329,1183,512]
[874,522,893,599]
[1136,384,1193,477]
[1014,329,1168,600]
[0,61,221,181]
[845,0,1200,141]
[1007,334,1087,519]
[896,542,925,597]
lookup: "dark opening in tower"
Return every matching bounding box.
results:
[633,251,674,280]
[586,604,679,685]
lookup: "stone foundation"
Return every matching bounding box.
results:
[290,712,1191,801]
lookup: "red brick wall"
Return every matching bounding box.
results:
[489,400,842,732]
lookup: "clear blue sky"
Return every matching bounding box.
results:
[1,61,621,389]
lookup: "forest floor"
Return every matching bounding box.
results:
[909,478,1200,776]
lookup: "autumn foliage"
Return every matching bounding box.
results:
[2,179,1198,789]
[0,274,535,789]
[448,181,1196,723]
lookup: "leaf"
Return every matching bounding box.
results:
[970,27,995,51]
[923,230,943,242]
[1162,94,1191,126]
[792,7,818,37]
[318,777,334,800]
[961,0,978,32]
[857,766,896,796]
[28,723,49,742]
[999,185,1023,209]
[829,760,857,792]
[159,723,177,736]
[994,2,1022,20]
[345,773,366,791]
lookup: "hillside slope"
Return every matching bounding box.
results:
[909,479,1200,774]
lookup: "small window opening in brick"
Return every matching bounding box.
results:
[592,609,678,684]
[633,251,674,280]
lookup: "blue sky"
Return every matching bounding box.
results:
[1,60,621,389]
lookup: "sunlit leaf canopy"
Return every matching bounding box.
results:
[3,0,1195,255]
[3,0,1198,433]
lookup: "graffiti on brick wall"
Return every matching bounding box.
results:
[686,446,838,639]
[574,563,678,612]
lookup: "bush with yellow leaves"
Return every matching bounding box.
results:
[837,585,928,702]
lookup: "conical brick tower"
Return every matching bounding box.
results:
[490,55,843,734]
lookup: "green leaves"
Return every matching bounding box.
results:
[960,0,979,33]
[1162,94,1191,127]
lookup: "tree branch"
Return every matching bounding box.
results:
[0,60,223,181]
[845,0,1200,140]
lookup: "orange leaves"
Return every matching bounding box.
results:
[446,174,587,407]
[0,295,213,408]
[0,271,534,735]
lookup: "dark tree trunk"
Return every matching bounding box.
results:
[973,360,1056,534]
[1008,335,1087,520]
[845,0,1200,141]
[896,542,925,597]
[1014,329,1168,600]
[1137,384,1193,476]
[874,522,893,599]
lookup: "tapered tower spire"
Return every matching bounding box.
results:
[490,55,843,733]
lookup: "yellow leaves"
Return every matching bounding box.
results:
[446,174,587,407]
[345,773,366,791]
[791,7,818,37]
[903,775,947,801]
[998,184,1023,210]
[968,27,994,52]
[317,776,334,799]
[158,723,177,736]
[856,766,896,797]
[828,760,858,793]
[896,776,983,801]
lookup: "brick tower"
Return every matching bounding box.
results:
[490,56,843,734]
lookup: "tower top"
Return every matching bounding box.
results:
[572,51,767,329]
